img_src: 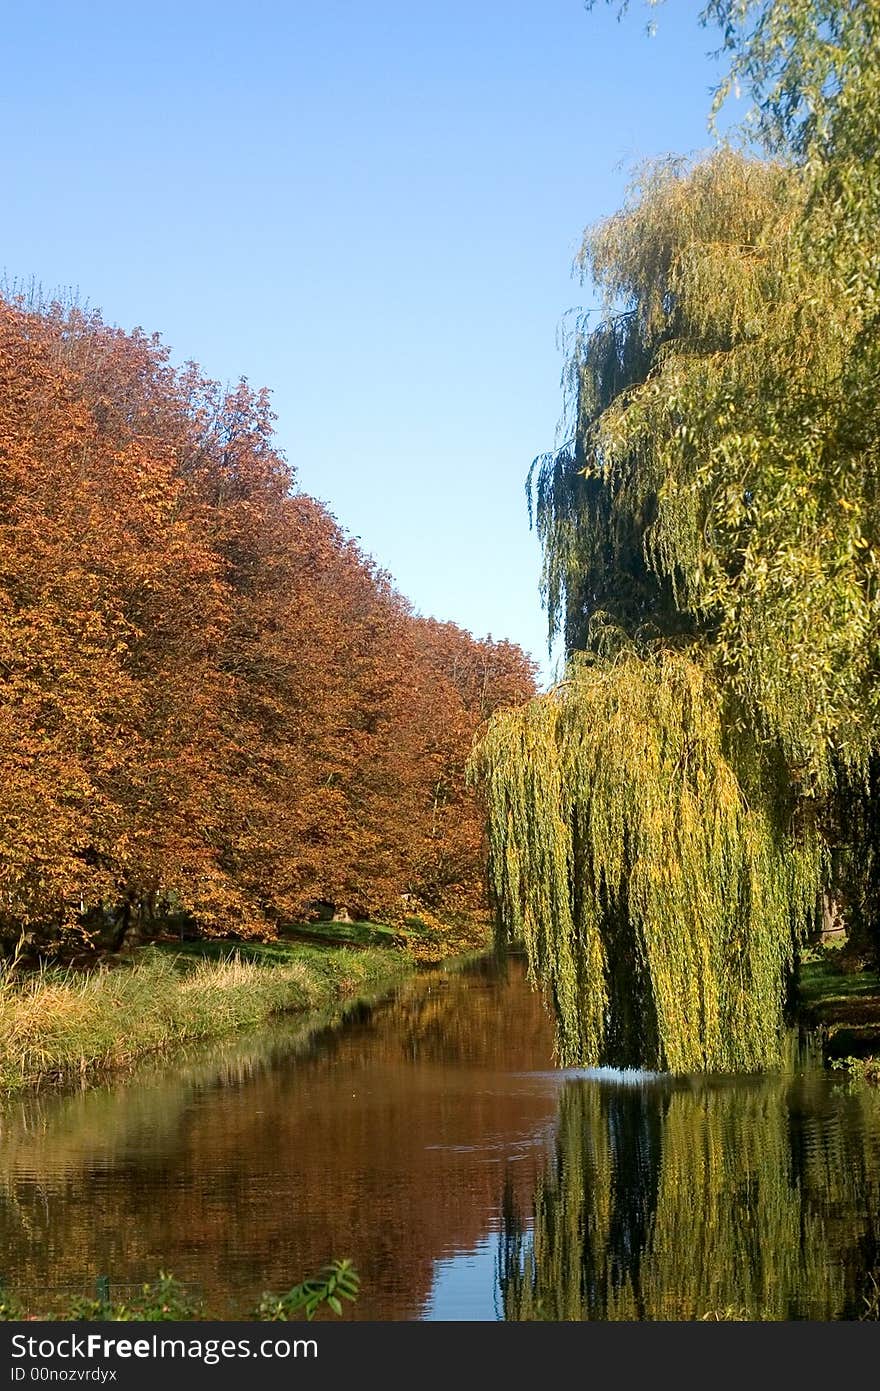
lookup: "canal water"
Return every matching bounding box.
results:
[2,954,879,1319]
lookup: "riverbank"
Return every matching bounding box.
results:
[0,940,419,1093]
[798,953,880,1071]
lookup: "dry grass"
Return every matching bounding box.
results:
[0,945,412,1092]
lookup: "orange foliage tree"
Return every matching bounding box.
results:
[0,296,535,949]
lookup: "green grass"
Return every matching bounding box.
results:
[798,958,880,1007]
[798,957,880,1013]
[798,956,880,1062]
[283,918,407,946]
[0,943,414,1093]
[158,910,491,962]
[157,922,404,961]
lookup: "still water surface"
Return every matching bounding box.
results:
[2,955,880,1319]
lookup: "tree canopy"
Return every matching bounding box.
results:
[473,0,880,1071]
[0,294,535,950]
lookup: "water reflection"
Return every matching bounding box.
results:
[0,957,558,1318]
[499,1066,880,1320]
[3,956,880,1320]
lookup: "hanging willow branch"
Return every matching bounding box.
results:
[470,649,822,1073]
[473,139,880,1072]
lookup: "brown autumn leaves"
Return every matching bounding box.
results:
[0,297,536,949]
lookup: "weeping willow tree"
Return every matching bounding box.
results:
[472,2,880,1071]
[473,151,830,1072]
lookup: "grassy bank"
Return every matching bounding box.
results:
[0,942,416,1093]
[798,953,880,1068]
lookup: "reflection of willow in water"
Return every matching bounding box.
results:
[500,1074,880,1320]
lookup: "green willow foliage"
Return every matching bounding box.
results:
[534,150,879,790]
[473,3,880,1070]
[472,649,821,1071]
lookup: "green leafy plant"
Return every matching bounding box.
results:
[830,1056,880,1085]
[0,1264,360,1322]
[256,1260,360,1321]
[67,1273,201,1322]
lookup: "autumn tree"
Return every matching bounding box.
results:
[0,302,229,942]
[0,294,535,950]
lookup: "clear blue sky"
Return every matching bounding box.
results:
[3,1,736,683]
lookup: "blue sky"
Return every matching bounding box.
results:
[3,1,735,683]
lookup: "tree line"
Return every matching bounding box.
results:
[0,295,535,950]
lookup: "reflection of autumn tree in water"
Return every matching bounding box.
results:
[360,955,543,1067]
[0,960,557,1318]
[8,959,880,1320]
[500,1075,880,1321]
